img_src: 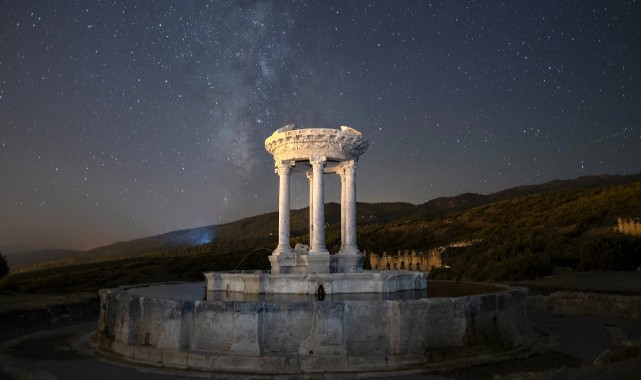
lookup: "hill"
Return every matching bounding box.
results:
[418,173,641,215]
[4,249,83,269]
[360,178,641,281]
[8,173,641,271]
[3,173,640,291]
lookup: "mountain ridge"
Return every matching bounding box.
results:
[6,172,641,270]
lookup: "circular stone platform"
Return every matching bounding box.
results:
[95,280,535,375]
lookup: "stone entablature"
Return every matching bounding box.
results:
[265,125,368,164]
[617,217,641,236]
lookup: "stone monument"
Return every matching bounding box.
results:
[264,125,368,274]
[95,124,535,375]
[203,125,425,295]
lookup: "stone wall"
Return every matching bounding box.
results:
[617,217,641,236]
[96,284,534,374]
[366,249,444,271]
[365,241,480,272]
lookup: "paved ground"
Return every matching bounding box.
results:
[1,271,641,379]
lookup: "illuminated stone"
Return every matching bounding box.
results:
[265,125,369,274]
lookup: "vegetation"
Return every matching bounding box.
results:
[0,250,9,279]
[1,176,640,294]
[0,245,272,294]
[397,181,641,281]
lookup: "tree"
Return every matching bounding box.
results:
[0,250,9,279]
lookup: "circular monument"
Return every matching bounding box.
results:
[264,125,370,274]
[95,126,536,375]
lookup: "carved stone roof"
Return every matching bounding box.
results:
[265,126,369,163]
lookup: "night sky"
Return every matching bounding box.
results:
[1,1,640,252]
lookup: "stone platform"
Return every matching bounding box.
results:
[204,270,428,295]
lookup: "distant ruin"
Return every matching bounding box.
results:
[617,217,641,236]
[366,240,479,271]
[366,249,445,271]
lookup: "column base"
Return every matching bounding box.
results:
[306,253,330,274]
[269,252,330,274]
[332,251,364,273]
[272,245,292,256]
[337,245,360,256]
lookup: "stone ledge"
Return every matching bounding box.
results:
[204,271,428,295]
[96,282,534,374]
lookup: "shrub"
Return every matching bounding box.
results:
[0,251,9,279]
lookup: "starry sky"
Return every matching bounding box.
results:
[1,1,640,252]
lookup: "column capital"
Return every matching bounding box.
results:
[336,160,357,180]
[309,155,327,167]
[342,159,357,172]
[275,160,295,176]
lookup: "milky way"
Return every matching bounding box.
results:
[1,1,640,251]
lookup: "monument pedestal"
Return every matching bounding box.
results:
[331,253,364,273]
[270,252,330,274]
[306,253,330,274]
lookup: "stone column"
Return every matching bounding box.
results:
[306,170,313,244]
[343,160,359,254]
[338,166,346,250]
[273,160,295,256]
[309,156,328,255]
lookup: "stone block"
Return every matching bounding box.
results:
[397,300,429,354]
[186,352,212,370]
[230,302,263,356]
[191,301,234,352]
[262,302,313,354]
[149,299,184,350]
[112,295,128,343]
[110,339,134,358]
[133,345,161,364]
[343,301,391,354]
[161,350,188,368]
[425,299,465,349]
[310,301,345,355]
[300,355,349,371]
[307,254,330,274]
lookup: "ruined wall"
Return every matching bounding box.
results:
[366,241,480,272]
[366,248,445,271]
[617,217,641,236]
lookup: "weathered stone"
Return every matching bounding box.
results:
[190,301,234,352]
[265,126,369,274]
[261,302,313,354]
[95,125,535,375]
[96,283,533,374]
[205,271,428,295]
[133,345,161,364]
